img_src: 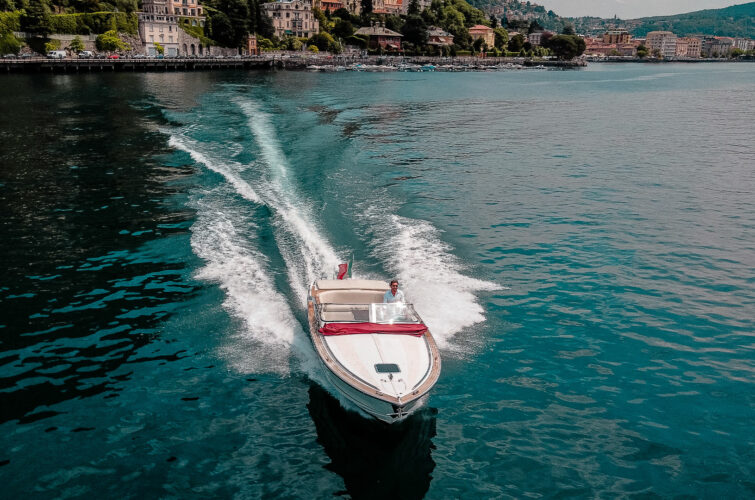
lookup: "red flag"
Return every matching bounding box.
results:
[337,263,348,280]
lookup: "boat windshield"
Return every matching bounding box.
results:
[369,303,421,324]
[317,302,422,324]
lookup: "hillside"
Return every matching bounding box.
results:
[466,0,755,38]
[625,2,755,38]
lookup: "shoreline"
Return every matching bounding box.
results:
[0,53,586,74]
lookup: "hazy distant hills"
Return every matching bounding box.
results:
[625,2,755,37]
[472,0,755,38]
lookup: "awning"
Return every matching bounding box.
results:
[319,322,427,337]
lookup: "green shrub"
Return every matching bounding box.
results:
[45,39,61,52]
[96,29,129,51]
[0,32,22,54]
[0,11,22,34]
[179,17,213,46]
[69,35,84,52]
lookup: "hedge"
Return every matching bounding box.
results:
[48,12,138,35]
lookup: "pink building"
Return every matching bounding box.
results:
[469,25,495,48]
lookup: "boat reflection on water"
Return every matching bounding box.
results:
[307,383,437,500]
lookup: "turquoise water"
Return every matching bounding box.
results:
[1,63,754,498]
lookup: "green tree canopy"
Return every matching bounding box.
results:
[69,34,85,51]
[332,19,353,39]
[401,14,427,46]
[21,0,53,35]
[95,29,128,51]
[507,32,524,52]
[493,26,507,49]
[545,34,585,60]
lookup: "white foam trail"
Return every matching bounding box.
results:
[235,98,341,303]
[372,214,500,349]
[168,134,262,205]
[190,189,302,375]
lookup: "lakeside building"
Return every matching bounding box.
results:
[603,29,631,44]
[646,31,677,58]
[528,31,544,47]
[372,0,403,15]
[733,37,755,51]
[318,0,344,12]
[584,37,637,57]
[427,27,454,47]
[675,37,701,58]
[354,23,403,51]
[702,36,734,57]
[262,0,319,38]
[469,25,495,48]
[138,0,206,56]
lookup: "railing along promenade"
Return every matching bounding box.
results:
[0,53,585,73]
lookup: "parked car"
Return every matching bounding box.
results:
[47,50,66,59]
[107,54,120,59]
[20,53,33,58]
[78,51,94,58]
[2,53,16,59]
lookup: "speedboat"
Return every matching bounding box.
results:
[307,279,441,423]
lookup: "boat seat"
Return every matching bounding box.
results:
[320,308,371,322]
[316,289,385,305]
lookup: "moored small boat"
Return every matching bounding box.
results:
[307,278,441,423]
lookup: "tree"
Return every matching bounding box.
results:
[69,35,85,53]
[507,32,524,52]
[407,0,420,16]
[360,0,372,16]
[489,14,497,28]
[208,11,235,47]
[21,0,52,36]
[154,42,164,54]
[528,20,543,34]
[333,19,354,39]
[308,32,339,52]
[333,8,351,20]
[401,14,427,47]
[312,7,328,32]
[546,34,584,60]
[636,44,648,58]
[281,35,302,50]
[561,23,575,35]
[217,0,250,47]
[96,30,129,51]
[0,32,22,54]
[493,27,508,49]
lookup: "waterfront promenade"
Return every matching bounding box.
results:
[0,53,585,73]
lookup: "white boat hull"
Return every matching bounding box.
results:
[307,279,441,424]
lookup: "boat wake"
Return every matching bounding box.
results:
[366,211,501,351]
[166,91,498,381]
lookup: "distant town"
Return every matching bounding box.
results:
[1,0,754,65]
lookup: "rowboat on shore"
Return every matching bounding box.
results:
[307,278,441,423]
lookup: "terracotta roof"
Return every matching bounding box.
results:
[469,24,493,31]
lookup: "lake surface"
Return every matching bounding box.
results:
[1,63,753,498]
